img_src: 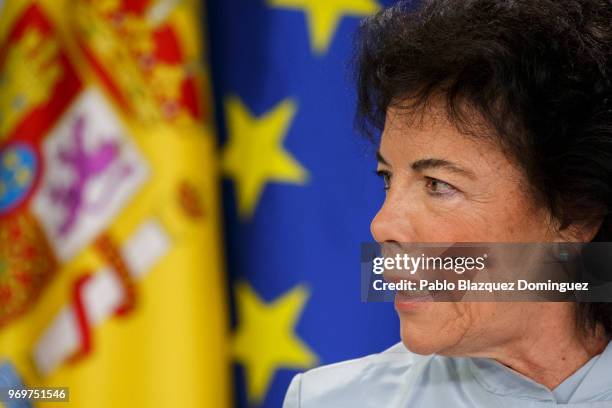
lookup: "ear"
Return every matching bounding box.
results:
[555,219,603,243]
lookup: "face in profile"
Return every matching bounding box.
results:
[370,101,577,357]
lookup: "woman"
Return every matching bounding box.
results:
[283,0,612,406]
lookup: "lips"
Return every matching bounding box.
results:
[384,273,434,302]
[383,269,463,309]
[394,290,433,312]
[395,289,433,301]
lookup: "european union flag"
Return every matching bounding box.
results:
[207,1,399,406]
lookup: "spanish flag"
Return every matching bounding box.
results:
[0,1,230,407]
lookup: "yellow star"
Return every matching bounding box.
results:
[268,0,380,54]
[232,281,318,404]
[221,96,308,219]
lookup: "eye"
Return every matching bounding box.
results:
[375,170,391,191]
[425,177,457,196]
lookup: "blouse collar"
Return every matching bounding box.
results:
[466,341,612,403]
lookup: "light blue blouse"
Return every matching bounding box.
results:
[283,341,612,407]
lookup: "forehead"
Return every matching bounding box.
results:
[379,104,509,172]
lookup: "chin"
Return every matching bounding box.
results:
[400,328,444,355]
[398,311,459,356]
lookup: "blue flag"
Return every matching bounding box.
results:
[207,1,399,406]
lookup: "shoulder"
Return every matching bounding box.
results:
[282,343,432,408]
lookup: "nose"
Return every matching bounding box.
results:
[370,196,415,243]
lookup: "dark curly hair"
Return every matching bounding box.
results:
[354,0,612,338]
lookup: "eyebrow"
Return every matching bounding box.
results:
[376,151,389,166]
[376,151,476,180]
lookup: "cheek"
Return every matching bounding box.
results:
[411,209,491,242]
[414,190,549,242]
[478,195,552,241]
[406,187,495,241]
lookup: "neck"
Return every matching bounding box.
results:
[485,305,608,390]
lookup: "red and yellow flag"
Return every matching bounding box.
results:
[0,0,230,406]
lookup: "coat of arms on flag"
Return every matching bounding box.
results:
[0,2,80,332]
[32,89,149,261]
[0,3,81,144]
[0,211,56,327]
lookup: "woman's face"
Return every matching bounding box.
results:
[371,103,566,356]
